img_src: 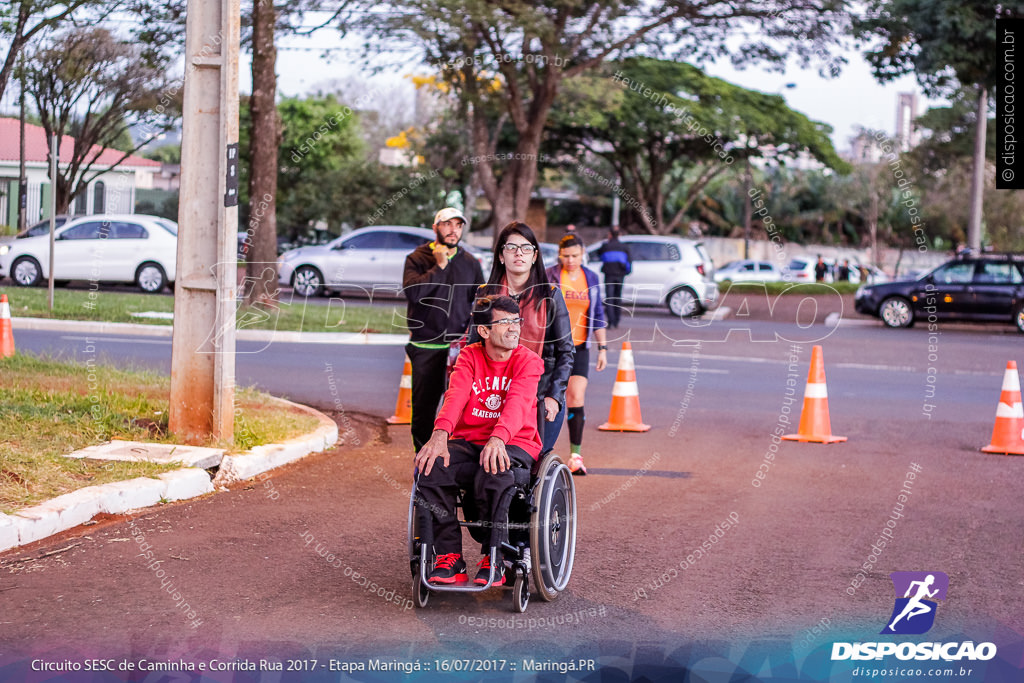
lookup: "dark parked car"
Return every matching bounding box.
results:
[854,254,1024,332]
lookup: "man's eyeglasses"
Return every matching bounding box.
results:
[489,317,523,327]
[501,243,536,255]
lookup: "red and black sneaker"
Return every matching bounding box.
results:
[428,553,467,584]
[474,556,506,586]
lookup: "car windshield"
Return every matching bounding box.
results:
[788,259,810,270]
[19,218,64,238]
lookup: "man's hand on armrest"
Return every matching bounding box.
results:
[480,436,510,474]
[415,429,450,476]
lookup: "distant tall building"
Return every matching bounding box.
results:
[895,92,919,151]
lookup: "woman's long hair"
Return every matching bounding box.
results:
[485,221,549,312]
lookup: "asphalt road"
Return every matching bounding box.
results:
[2,315,1023,682]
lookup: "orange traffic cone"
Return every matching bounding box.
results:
[386,355,413,425]
[0,294,14,358]
[782,345,846,444]
[981,361,1024,455]
[599,342,650,432]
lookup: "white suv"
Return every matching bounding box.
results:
[587,235,718,316]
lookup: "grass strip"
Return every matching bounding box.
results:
[0,353,321,513]
[0,285,409,334]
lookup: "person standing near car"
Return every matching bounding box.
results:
[597,227,631,329]
[402,207,485,451]
[546,234,608,475]
[814,255,828,283]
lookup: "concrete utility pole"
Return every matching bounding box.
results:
[966,87,987,251]
[169,0,241,444]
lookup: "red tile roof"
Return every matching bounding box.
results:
[0,117,161,168]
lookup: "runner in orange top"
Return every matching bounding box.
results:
[545,234,608,475]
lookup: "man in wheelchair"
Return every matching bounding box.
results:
[414,294,544,586]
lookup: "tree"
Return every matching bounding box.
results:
[547,58,847,235]
[854,0,1008,250]
[902,97,1024,252]
[243,0,280,305]
[276,95,364,234]
[341,0,851,232]
[0,0,104,104]
[21,26,177,213]
[144,144,181,164]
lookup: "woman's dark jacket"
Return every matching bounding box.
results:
[469,283,575,411]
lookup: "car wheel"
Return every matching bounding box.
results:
[667,287,701,317]
[136,263,167,293]
[1015,303,1024,334]
[11,256,42,287]
[292,265,324,297]
[879,296,914,328]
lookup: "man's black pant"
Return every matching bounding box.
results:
[605,276,625,327]
[415,439,534,555]
[406,343,450,451]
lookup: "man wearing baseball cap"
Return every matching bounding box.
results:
[402,207,485,450]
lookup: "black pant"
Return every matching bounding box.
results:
[415,439,533,555]
[605,277,625,327]
[406,343,450,451]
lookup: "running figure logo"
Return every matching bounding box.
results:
[881,571,949,635]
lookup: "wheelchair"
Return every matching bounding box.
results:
[407,450,577,613]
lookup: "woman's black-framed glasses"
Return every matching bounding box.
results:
[501,243,536,255]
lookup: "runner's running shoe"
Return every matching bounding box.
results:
[567,454,587,476]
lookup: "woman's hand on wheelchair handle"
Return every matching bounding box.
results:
[544,396,559,421]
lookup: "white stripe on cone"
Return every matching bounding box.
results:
[804,383,828,400]
[612,382,639,397]
[995,401,1024,419]
[399,375,412,389]
[1001,369,1022,392]
[0,301,9,318]
[619,351,636,372]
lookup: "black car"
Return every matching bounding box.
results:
[854,254,1024,332]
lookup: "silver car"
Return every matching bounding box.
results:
[278,225,491,298]
[586,235,718,316]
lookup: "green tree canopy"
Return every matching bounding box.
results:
[340,0,851,231]
[239,94,364,236]
[547,58,848,235]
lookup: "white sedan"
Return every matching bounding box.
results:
[0,214,178,293]
[713,259,784,283]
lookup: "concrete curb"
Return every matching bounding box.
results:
[213,396,339,486]
[12,316,407,345]
[0,398,337,555]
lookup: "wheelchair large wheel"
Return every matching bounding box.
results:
[529,453,577,601]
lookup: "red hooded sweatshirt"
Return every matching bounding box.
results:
[434,342,544,459]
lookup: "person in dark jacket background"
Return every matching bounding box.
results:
[402,207,485,451]
[474,222,574,455]
[597,227,632,329]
